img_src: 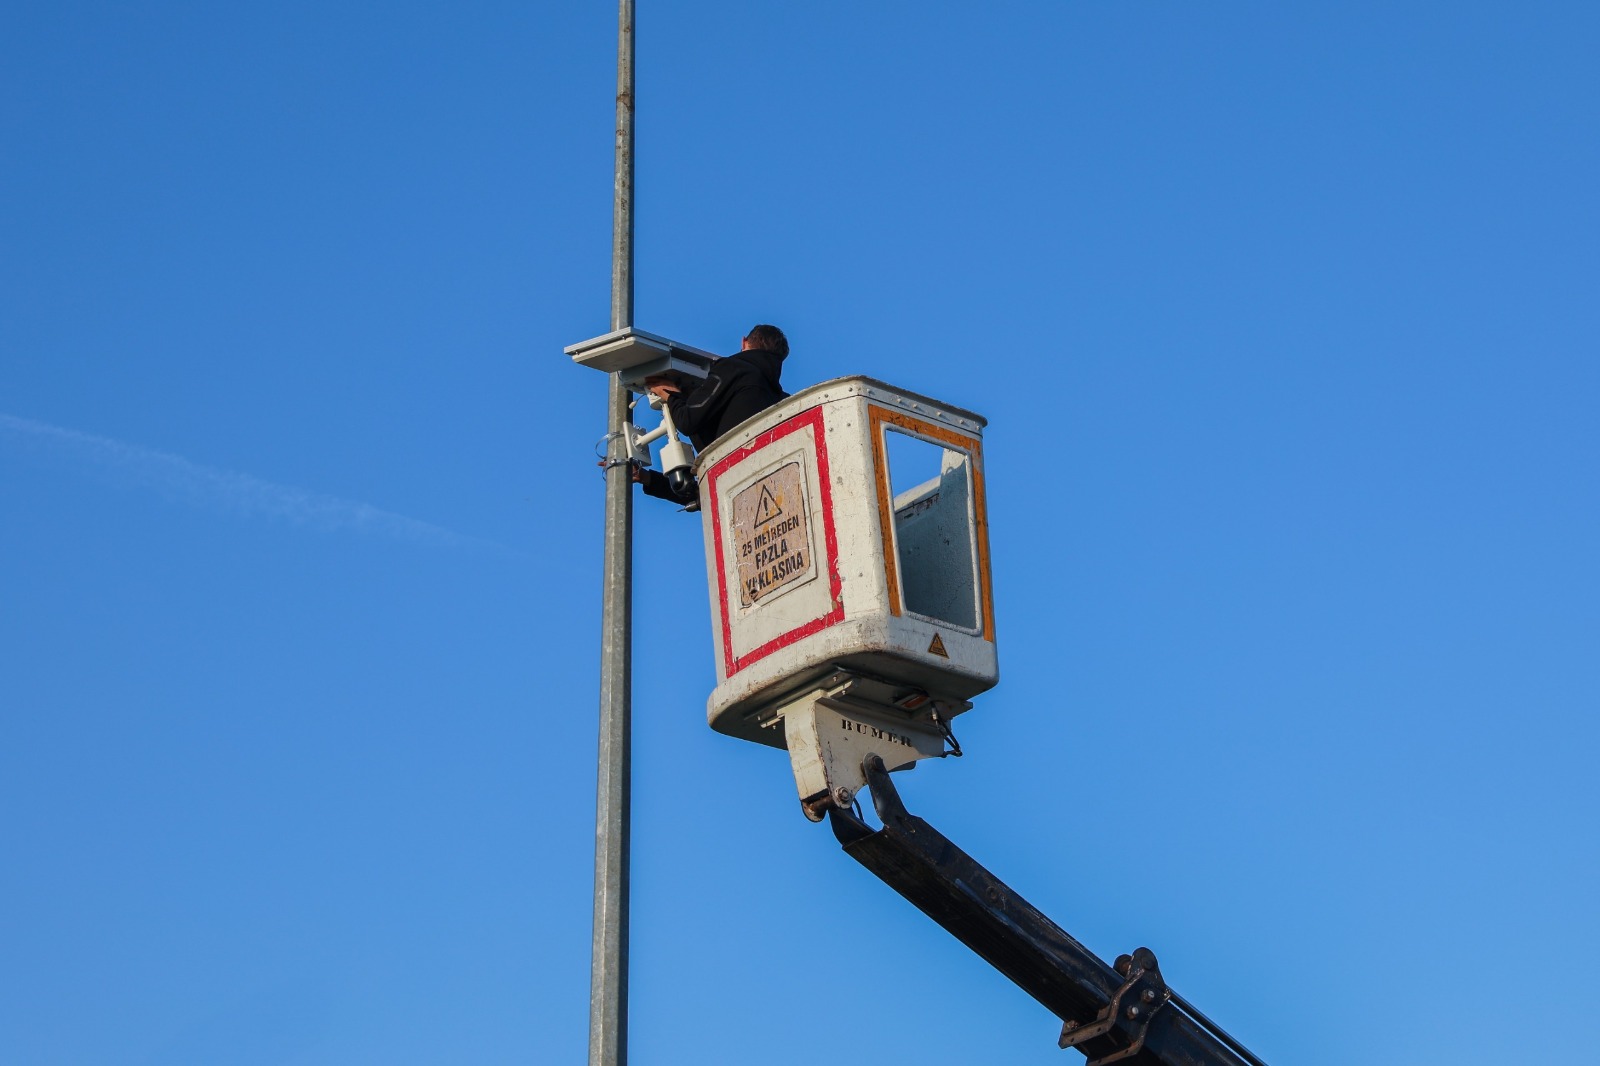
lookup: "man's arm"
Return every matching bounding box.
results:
[662,360,739,441]
[637,467,698,507]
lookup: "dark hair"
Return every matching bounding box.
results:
[744,324,788,357]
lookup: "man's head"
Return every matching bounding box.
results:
[741,324,788,357]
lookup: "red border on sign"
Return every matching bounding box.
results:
[705,406,843,677]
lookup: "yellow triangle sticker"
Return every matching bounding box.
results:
[927,633,949,658]
[753,485,784,525]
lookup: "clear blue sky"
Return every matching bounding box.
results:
[3,3,1597,1063]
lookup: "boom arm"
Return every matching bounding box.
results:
[829,757,1267,1066]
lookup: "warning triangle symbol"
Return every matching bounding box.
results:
[753,485,784,525]
[927,633,949,658]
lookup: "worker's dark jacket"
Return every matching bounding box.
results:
[640,346,788,506]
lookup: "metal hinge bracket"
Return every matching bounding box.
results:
[1057,947,1171,1065]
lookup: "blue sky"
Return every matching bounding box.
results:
[2,2,1597,1063]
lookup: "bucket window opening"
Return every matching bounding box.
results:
[883,427,980,632]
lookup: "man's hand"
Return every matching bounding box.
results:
[643,375,681,400]
[596,459,649,484]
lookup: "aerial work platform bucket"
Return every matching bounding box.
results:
[695,376,998,816]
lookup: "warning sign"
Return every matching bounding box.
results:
[927,633,949,658]
[732,461,814,606]
[753,485,782,525]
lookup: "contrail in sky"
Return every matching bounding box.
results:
[0,413,505,553]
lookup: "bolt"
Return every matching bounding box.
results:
[1142,989,1157,1004]
[1126,1006,1140,1020]
[834,787,853,806]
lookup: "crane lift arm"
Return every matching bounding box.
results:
[828,757,1268,1066]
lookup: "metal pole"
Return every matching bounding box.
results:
[589,0,634,1064]
[610,0,635,334]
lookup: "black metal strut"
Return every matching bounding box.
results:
[828,757,1267,1066]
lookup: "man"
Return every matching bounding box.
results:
[636,324,789,506]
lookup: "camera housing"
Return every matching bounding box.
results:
[566,327,720,493]
[565,327,718,391]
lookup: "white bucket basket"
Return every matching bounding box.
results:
[697,376,998,751]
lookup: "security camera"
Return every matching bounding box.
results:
[630,391,697,497]
[565,327,717,501]
[659,432,696,497]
